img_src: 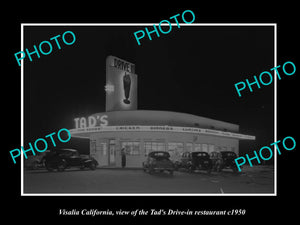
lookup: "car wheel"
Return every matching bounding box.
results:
[57,160,66,172]
[80,165,85,170]
[174,162,179,171]
[32,161,39,170]
[207,168,212,175]
[57,163,65,172]
[46,166,53,172]
[89,162,96,170]
[188,166,194,173]
[232,166,238,173]
[45,162,53,172]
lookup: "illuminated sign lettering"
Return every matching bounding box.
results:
[69,125,255,140]
[74,115,108,129]
[113,58,135,73]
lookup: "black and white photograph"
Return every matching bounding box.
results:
[22,24,275,195]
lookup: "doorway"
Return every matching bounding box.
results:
[108,139,116,166]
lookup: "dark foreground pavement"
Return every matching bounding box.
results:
[23,165,274,194]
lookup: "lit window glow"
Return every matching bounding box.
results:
[105,84,115,92]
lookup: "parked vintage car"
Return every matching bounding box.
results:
[210,151,238,172]
[43,148,98,172]
[143,151,174,175]
[175,151,212,174]
[24,152,47,170]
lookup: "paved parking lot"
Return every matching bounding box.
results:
[23,165,274,194]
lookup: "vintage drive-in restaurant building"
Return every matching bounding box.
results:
[69,56,255,168]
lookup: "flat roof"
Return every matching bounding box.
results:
[70,125,255,140]
[91,110,239,132]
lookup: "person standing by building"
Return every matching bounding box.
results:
[121,148,126,168]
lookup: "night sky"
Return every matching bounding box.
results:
[24,25,275,154]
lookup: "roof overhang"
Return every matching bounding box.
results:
[69,125,255,140]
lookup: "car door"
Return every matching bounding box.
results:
[67,152,82,166]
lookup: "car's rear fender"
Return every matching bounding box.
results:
[153,160,173,169]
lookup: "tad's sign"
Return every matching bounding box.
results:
[74,115,108,129]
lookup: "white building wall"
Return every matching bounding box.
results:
[88,131,239,168]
